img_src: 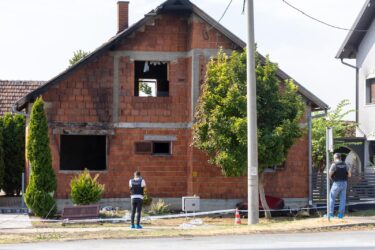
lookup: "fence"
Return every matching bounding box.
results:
[312,170,375,204]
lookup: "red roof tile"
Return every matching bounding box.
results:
[0,80,44,116]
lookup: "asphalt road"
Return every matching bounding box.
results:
[2,230,375,250]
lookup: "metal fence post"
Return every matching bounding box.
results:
[21,172,25,208]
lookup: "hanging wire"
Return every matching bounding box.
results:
[282,0,368,32]
[206,0,234,32]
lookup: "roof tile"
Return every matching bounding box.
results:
[0,80,44,116]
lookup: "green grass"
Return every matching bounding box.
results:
[349,209,375,217]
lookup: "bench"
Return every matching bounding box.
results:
[62,204,100,220]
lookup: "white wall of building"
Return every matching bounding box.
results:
[356,18,375,140]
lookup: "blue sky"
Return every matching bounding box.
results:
[0,0,365,119]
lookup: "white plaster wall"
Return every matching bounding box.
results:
[357,18,375,139]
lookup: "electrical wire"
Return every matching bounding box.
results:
[282,0,368,32]
[207,0,234,31]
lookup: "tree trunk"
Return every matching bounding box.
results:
[259,172,272,219]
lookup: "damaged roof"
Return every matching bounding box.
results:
[336,0,375,59]
[0,80,44,116]
[14,0,328,112]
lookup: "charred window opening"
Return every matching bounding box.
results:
[134,141,171,155]
[153,142,171,155]
[60,135,107,171]
[134,142,152,154]
[134,61,169,97]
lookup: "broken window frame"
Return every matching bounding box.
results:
[59,134,108,171]
[134,141,172,156]
[134,61,169,97]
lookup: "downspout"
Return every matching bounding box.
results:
[308,109,328,205]
[11,103,29,117]
[340,58,359,123]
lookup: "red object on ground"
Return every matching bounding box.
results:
[236,195,285,212]
[234,208,241,225]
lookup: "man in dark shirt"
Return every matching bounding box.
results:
[129,171,146,229]
[328,153,351,219]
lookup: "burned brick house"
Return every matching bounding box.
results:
[14,0,328,210]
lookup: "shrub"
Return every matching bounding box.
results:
[1,113,25,195]
[148,199,170,215]
[70,169,104,205]
[143,188,152,206]
[24,98,57,218]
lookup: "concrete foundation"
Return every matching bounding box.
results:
[56,197,307,212]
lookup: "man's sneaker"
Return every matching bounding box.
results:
[130,224,136,229]
[337,213,344,219]
[136,224,143,229]
[323,213,334,218]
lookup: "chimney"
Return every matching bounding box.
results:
[117,1,129,33]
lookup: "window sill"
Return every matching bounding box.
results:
[59,170,108,174]
[151,154,172,157]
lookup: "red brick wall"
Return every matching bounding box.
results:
[188,134,309,199]
[43,54,114,123]
[35,12,309,201]
[118,57,190,123]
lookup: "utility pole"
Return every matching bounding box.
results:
[326,127,333,221]
[246,0,259,225]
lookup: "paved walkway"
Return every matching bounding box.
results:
[0,214,32,229]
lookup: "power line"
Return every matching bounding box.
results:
[207,0,233,31]
[282,0,368,32]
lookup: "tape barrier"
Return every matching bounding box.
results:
[0,200,375,224]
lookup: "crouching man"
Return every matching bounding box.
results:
[129,171,146,229]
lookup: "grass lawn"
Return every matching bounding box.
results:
[349,210,375,217]
[1,214,374,244]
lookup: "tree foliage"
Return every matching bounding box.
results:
[69,50,90,66]
[70,169,104,205]
[193,50,305,218]
[193,49,305,175]
[24,98,57,218]
[312,99,356,171]
[0,113,25,195]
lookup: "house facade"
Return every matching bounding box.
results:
[336,0,375,172]
[15,0,328,210]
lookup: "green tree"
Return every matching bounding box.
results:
[193,50,305,218]
[24,98,57,218]
[312,99,356,171]
[1,113,25,196]
[70,169,104,205]
[139,82,153,96]
[69,49,90,66]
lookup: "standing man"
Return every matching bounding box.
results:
[329,153,351,219]
[129,171,146,229]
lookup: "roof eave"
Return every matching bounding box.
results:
[336,0,373,59]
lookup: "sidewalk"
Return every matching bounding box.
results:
[0,214,32,230]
